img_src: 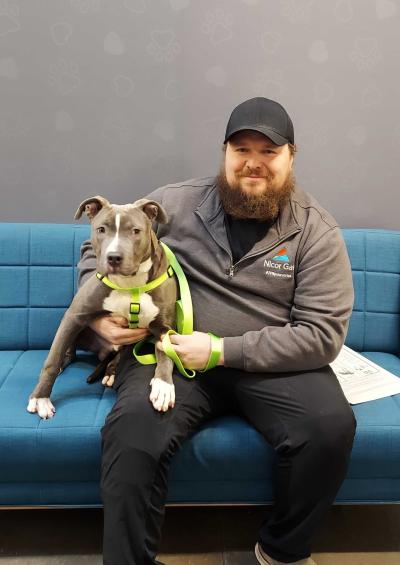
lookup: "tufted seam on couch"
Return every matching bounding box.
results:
[0,351,25,390]
[27,226,31,349]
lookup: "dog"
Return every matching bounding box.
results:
[27,196,177,419]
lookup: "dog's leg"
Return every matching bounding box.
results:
[86,350,119,384]
[61,346,76,371]
[27,313,84,419]
[101,351,121,388]
[149,343,175,412]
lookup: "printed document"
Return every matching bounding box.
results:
[330,345,400,405]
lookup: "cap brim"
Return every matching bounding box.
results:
[224,126,289,146]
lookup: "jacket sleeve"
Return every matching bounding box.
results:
[76,186,167,290]
[77,239,97,289]
[222,227,354,373]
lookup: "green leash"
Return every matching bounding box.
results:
[96,242,221,378]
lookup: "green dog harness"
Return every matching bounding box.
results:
[96,242,221,378]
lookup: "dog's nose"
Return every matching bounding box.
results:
[107,253,123,266]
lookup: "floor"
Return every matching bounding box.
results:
[0,504,399,564]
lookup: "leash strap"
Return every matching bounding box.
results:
[161,330,196,378]
[133,241,196,376]
[199,332,222,372]
[160,242,193,335]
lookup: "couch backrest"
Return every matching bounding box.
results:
[342,229,400,354]
[0,224,90,350]
[0,224,399,354]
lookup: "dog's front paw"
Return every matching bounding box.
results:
[27,397,56,419]
[149,378,175,412]
[102,374,115,387]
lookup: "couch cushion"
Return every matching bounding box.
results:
[1,349,400,504]
[0,350,113,485]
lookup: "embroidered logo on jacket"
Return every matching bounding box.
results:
[264,247,294,279]
[273,248,290,262]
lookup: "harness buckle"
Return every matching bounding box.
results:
[130,302,140,314]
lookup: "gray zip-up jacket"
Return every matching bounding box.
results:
[78,177,354,373]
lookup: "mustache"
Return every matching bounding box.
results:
[239,168,274,180]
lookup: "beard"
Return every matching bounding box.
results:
[217,161,296,221]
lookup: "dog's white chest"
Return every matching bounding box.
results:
[103,291,159,328]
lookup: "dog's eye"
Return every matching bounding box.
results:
[132,228,141,235]
[97,226,106,234]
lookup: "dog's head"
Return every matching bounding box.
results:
[75,196,168,276]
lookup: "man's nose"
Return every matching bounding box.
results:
[107,252,123,266]
[245,155,263,169]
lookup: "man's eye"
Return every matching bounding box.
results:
[97,227,105,234]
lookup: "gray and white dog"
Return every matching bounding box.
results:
[27,196,177,419]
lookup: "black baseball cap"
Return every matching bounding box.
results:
[224,97,294,146]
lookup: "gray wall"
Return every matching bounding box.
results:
[1,0,399,228]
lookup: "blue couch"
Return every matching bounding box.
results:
[0,224,399,507]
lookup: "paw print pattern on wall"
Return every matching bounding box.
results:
[349,37,382,71]
[70,0,101,13]
[169,0,190,10]
[0,0,20,36]
[49,59,81,95]
[281,0,316,23]
[113,76,135,98]
[124,0,146,13]
[334,0,353,23]
[164,80,184,101]
[260,31,282,54]
[147,30,181,63]
[376,0,397,19]
[201,8,233,45]
[361,85,382,108]
[104,32,125,55]
[50,22,73,47]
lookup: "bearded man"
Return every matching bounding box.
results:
[78,97,356,565]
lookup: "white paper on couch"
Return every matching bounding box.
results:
[330,345,400,405]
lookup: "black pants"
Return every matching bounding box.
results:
[101,346,357,565]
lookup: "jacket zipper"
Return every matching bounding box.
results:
[194,209,301,279]
[226,227,301,278]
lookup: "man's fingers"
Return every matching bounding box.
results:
[156,339,183,355]
[116,330,150,345]
[169,333,183,345]
[109,316,129,327]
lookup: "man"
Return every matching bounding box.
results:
[78,97,357,565]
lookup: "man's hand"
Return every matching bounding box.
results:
[156,331,224,370]
[89,315,150,346]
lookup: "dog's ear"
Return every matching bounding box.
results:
[133,199,168,224]
[74,196,111,221]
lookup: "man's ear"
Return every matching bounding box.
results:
[133,199,168,224]
[74,196,111,221]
